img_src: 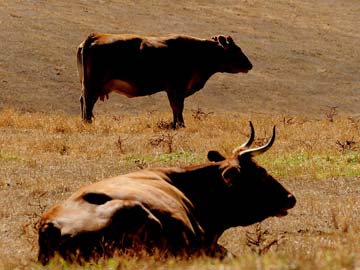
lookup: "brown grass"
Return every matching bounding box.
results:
[1,0,359,268]
[0,108,359,269]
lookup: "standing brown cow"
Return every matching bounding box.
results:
[38,122,295,264]
[77,34,252,128]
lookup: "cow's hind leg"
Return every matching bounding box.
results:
[75,197,164,256]
[82,93,98,123]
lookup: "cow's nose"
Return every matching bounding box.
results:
[286,194,296,209]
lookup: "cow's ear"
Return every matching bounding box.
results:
[140,41,148,51]
[207,150,226,162]
[222,166,240,187]
[212,35,227,48]
[218,35,227,48]
[226,36,235,46]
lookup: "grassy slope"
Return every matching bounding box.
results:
[0,0,360,269]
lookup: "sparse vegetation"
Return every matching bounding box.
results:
[245,223,284,255]
[149,132,177,153]
[191,107,214,121]
[324,106,339,123]
[0,109,360,269]
[1,0,359,269]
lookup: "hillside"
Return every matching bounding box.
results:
[1,0,359,119]
[1,1,360,269]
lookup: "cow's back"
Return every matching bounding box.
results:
[38,169,204,263]
[71,170,197,228]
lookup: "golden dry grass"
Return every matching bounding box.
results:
[0,108,359,269]
[1,0,360,269]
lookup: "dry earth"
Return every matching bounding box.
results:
[0,1,360,269]
[0,0,359,118]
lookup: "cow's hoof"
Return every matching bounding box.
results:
[83,118,93,124]
[173,122,185,129]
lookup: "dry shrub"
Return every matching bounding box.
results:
[149,132,177,153]
[156,119,173,130]
[324,106,338,122]
[191,107,214,121]
[336,139,357,153]
[115,135,127,154]
[246,223,284,255]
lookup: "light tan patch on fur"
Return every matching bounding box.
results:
[104,80,140,98]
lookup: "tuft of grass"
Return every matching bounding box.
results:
[0,151,23,162]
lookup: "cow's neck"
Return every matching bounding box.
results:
[185,69,216,97]
[164,164,230,238]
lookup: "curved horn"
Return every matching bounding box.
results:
[239,125,276,157]
[232,121,255,154]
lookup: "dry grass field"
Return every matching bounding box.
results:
[1,110,360,269]
[0,0,360,269]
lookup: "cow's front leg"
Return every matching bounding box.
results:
[80,95,84,120]
[166,90,185,129]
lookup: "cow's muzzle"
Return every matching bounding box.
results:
[287,194,296,209]
[275,194,296,217]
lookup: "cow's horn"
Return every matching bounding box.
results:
[239,125,276,157]
[232,121,255,154]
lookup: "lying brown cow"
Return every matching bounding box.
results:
[77,33,252,128]
[38,122,295,264]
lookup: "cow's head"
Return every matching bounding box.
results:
[211,35,253,73]
[208,122,296,227]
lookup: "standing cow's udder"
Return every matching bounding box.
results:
[104,80,140,98]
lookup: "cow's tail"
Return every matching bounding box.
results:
[77,42,85,120]
[78,33,97,122]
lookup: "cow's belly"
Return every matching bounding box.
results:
[104,79,140,98]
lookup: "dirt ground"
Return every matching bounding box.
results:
[0,0,359,118]
[0,1,360,269]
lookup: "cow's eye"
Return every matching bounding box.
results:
[82,192,112,205]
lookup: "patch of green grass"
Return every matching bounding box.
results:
[260,152,360,180]
[0,151,23,162]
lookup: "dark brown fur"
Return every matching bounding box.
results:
[77,33,252,128]
[38,123,295,264]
